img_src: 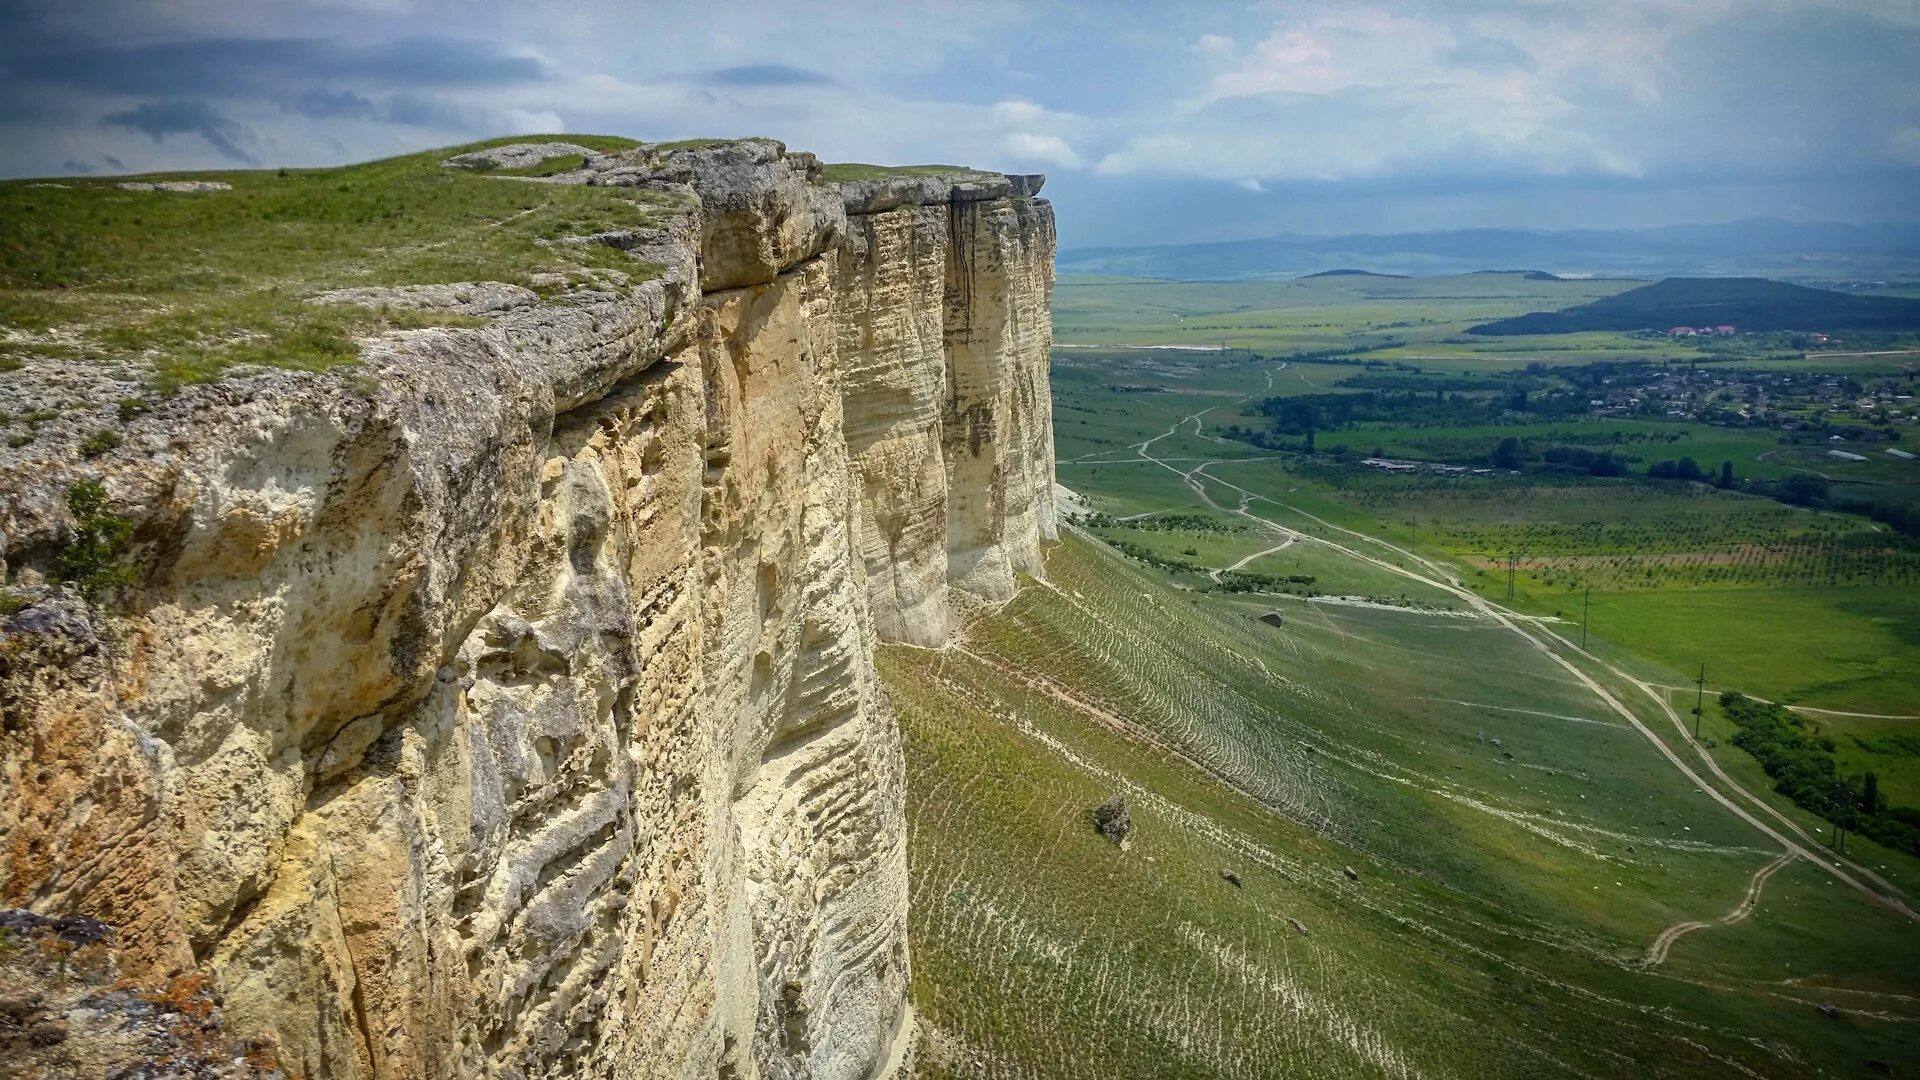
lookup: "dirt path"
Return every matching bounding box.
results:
[1285,496,1915,919]
[1212,536,1299,578]
[1786,706,1920,721]
[1116,456,1918,920]
[1645,684,1920,722]
[1643,853,1796,966]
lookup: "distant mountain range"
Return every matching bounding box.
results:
[1469,277,1920,335]
[1059,219,1920,281]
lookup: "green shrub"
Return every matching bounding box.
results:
[79,429,121,457]
[53,480,136,600]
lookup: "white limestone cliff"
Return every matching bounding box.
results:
[0,139,1055,1079]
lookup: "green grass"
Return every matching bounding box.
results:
[0,134,669,388]
[821,162,980,181]
[893,537,1920,1077]
[1579,586,1920,716]
[1039,275,1920,1074]
[452,152,590,176]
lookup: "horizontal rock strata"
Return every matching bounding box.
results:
[0,139,1054,1079]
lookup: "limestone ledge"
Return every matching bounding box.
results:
[0,139,1054,1079]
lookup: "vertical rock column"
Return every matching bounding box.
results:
[941,178,1057,601]
[834,200,954,648]
[677,146,911,1080]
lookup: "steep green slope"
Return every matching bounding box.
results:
[890,536,1920,1078]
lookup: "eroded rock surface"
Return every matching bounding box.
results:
[0,139,1055,1079]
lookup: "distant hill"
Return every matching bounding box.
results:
[1058,218,1920,281]
[1467,277,1920,335]
[1301,268,1407,278]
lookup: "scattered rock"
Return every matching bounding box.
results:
[0,909,112,947]
[1626,845,1636,855]
[1287,917,1310,937]
[1342,866,1359,882]
[0,908,285,1077]
[1219,868,1242,888]
[1866,1058,1893,1074]
[1091,794,1133,850]
[442,142,598,171]
[115,180,232,193]
[309,281,539,316]
[1818,1001,1840,1019]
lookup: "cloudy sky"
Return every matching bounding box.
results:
[3,0,1918,247]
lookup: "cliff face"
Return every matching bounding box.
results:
[0,140,1054,1079]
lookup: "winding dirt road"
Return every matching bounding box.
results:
[1643,853,1795,966]
[1107,406,1917,923]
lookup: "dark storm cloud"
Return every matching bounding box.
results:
[283,88,380,121]
[699,64,836,87]
[61,159,94,173]
[280,87,488,132]
[101,99,256,163]
[11,37,548,98]
[382,92,488,131]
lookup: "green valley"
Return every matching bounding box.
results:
[895,271,1920,1078]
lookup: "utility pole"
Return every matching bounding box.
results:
[1581,587,1590,649]
[1411,515,1418,546]
[1506,552,1518,601]
[1693,664,1706,739]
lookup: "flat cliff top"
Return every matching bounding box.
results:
[0,134,679,396]
[0,136,1042,441]
[0,135,1047,568]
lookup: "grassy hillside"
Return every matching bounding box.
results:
[1005,266,1920,1074]
[893,538,1920,1078]
[0,135,665,389]
[1470,277,1920,335]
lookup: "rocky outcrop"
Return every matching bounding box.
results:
[0,139,1054,1078]
[832,171,1054,644]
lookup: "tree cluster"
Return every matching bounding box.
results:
[1721,692,1919,856]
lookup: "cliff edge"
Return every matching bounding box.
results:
[0,137,1055,1078]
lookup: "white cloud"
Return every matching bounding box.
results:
[993,99,1048,124]
[1003,131,1083,168]
[1,0,1913,239]
[501,108,566,134]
